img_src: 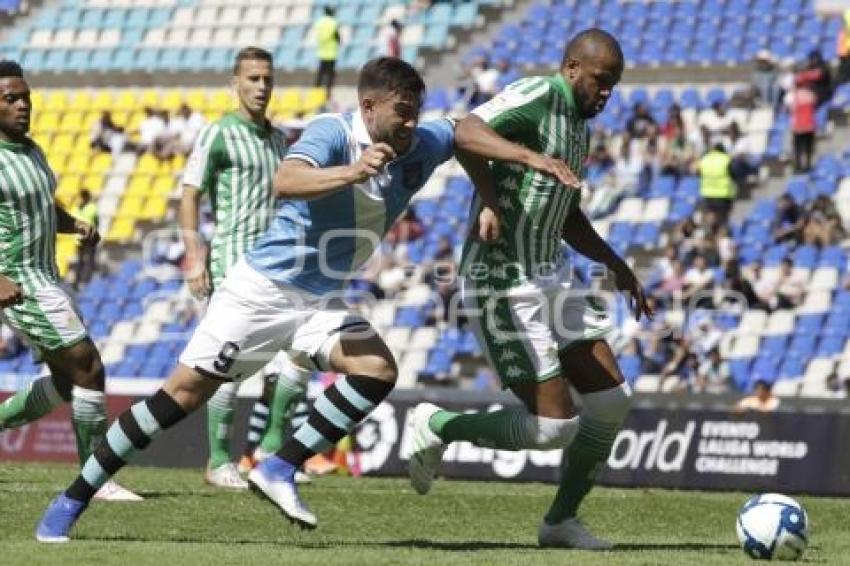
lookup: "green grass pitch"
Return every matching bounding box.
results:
[1,462,847,565]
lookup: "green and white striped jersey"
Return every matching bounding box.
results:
[182,111,287,288]
[0,139,60,292]
[461,74,589,288]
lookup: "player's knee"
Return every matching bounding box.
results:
[355,354,397,383]
[581,382,633,424]
[523,412,580,450]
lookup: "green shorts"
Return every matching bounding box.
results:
[3,283,89,356]
[463,277,612,389]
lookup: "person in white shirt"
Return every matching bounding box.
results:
[735,380,780,413]
[137,106,167,157]
[698,101,737,152]
[683,254,715,302]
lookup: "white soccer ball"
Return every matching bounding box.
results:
[736,493,809,561]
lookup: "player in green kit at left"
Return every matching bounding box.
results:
[0,60,140,501]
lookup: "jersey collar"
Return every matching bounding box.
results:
[552,73,576,110]
[351,110,420,158]
[230,111,272,136]
[0,137,30,151]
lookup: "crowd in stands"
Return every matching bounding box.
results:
[90,103,205,160]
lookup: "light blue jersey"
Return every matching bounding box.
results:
[246,111,455,295]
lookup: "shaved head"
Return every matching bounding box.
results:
[560,28,624,118]
[563,28,624,69]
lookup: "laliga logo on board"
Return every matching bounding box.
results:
[354,402,398,474]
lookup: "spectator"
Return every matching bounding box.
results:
[803,195,846,247]
[683,254,715,303]
[388,208,425,244]
[90,111,131,156]
[787,74,817,173]
[716,225,736,265]
[697,142,736,225]
[758,257,807,310]
[735,379,779,413]
[773,193,805,244]
[470,58,501,106]
[698,101,737,152]
[0,320,21,360]
[378,19,403,58]
[722,261,762,311]
[313,6,341,99]
[137,106,167,157]
[72,188,99,290]
[694,348,730,393]
[586,139,648,218]
[751,50,779,109]
[584,142,615,184]
[837,10,850,86]
[494,59,519,90]
[625,102,657,140]
[728,122,758,194]
[659,110,697,178]
[654,258,687,303]
[164,104,206,157]
[801,49,833,107]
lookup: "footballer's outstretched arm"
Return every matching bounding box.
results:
[562,207,653,321]
[274,143,396,200]
[454,114,581,189]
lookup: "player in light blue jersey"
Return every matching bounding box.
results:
[36,57,579,541]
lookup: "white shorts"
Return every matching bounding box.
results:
[3,282,88,356]
[462,276,613,387]
[179,260,371,383]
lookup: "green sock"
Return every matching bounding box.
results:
[544,417,619,525]
[206,383,236,469]
[71,386,107,464]
[0,376,65,429]
[429,408,537,450]
[258,365,307,454]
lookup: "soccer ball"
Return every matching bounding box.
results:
[736,493,809,561]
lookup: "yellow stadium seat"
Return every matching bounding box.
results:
[52,134,76,154]
[276,89,302,113]
[45,90,69,111]
[139,89,160,108]
[90,153,112,174]
[83,111,101,131]
[30,91,45,110]
[91,91,113,111]
[70,91,92,111]
[302,88,327,114]
[74,133,92,153]
[66,154,90,174]
[49,154,69,174]
[161,90,182,112]
[59,111,84,133]
[118,195,145,217]
[153,175,175,196]
[36,112,60,133]
[106,217,135,242]
[209,89,232,112]
[114,91,138,111]
[172,153,186,172]
[82,174,104,192]
[126,111,145,133]
[127,174,152,196]
[57,174,80,194]
[136,153,160,175]
[204,111,223,122]
[141,196,169,220]
[31,133,51,151]
[186,89,207,111]
[110,111,129,128]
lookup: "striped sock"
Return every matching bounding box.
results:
[244,402,269,450]
[543,416,620,524]
[0,376,65,429]
[65,389,187,503]
[71,386,108,464]
[276,375,393,467]
[206,382,236,469]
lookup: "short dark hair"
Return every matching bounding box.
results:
[324,6,335,16]
[233,47,273,75]
[80,189,91,200]
[358,57,425,101]
[0,60,24,79]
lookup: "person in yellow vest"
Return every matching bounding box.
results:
[313,6,341,98]
[72,189,99,290]
[836,9,850,86]
[697,143,735,225]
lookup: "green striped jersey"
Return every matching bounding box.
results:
[182,112,287,287]
[461,74,589,288]
[0,139,60,291]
